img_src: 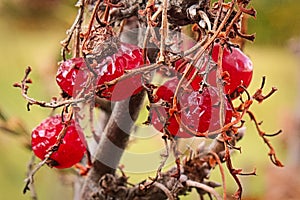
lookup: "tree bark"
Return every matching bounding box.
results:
[80,91,145,199]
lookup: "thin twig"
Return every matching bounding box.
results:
[158,0,168,63]
[13,67,94,110]
[60,0,85,60]
[23,113,73,194]
[142,181,175,200]
[142,135,171,189]
[82,0,103,52]
[209,151,226,200]
[212,1,223,31]
[224,0,251,37]
[223,141,243,200]
[97,63,162,91]
[186,180,222,200]
[216,44,225,129]
[247,110,284,167]
[25,155,38,200]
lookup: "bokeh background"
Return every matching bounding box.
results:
[0,0,299,199]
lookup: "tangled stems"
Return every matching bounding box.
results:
[245,77,283,167]
[247,110,284,167]
[60,0,85,60]
[13,67,94,110]
[171,0,236,136]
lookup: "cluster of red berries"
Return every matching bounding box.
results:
[31,42,145,168]
[31,42,252,168]
[56,42,145,101]
[150,43,253,138]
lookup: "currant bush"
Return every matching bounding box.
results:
[14,1,284,199]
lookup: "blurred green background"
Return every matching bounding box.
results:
[0,0,299,199]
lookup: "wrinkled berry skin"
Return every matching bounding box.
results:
[150,76,233,138]
[173,59,202,91]
[96,43,145,101]
[31,115,86,169]
[56,43,145,101]
[150,77,212,138]
[211,44,253,97]
[171,44,253,98]
[56,57,85,96]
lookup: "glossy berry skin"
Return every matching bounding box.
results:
[173,59,202,91]
[56,57,86,97]
[150,77,212,138]
[210,44,253,96]
[56,43,145,101]
[172,44,253,98]
[150,77,233,138]
[98,43,145,101]
[31,115,86,169]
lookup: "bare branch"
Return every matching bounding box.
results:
[186,180,222,200]
[79,91,146,199]
[158,0,168,63]
[13,67,94,110]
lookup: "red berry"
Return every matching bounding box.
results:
[170,44,253,98]
[31,115,86,169]
[97,43,145,101]
[56,57,86,97]
[56,43,146,101]
[173,59,203,91]
[150,77,212,138]
[210,44,253,97]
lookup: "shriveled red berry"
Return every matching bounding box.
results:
[150,77,212,138]
[56,57,86,97]
[31,115,86,169]
[97,43,145,101]
[173,59,203,91]
[56,42,146,101]
[151,77,193,138]
[169,44,253,98]
[210,44,253,97]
